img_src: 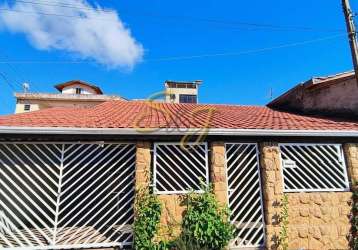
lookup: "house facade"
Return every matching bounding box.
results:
[268,71,358,117]
[0,100,357,249]
[15,80,124,114]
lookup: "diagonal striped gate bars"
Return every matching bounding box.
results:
[225,143,265,248]
[279,143,349,192]
[153,142,209,194]
[0,142,136,250]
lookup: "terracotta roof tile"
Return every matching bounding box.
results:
[1,100,358,131]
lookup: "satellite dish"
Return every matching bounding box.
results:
[22,82,30,93]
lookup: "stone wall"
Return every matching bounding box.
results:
[260,143,358,249]
[134,141,229,241]
[134,141,355,249]
[135,142,151,190]
[345,143,358,184]
[156,142,229,240]
[287,192,351,249]
[210,141,228,206]
[259,142,283,249]
[260,142,353,250]
[157,195,185,240]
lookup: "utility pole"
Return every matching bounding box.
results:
[342,0,358,86]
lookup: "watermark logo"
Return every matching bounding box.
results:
[133,91,217,150]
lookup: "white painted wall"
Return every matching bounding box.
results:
[165,87,198,103]
[61,84,97,94]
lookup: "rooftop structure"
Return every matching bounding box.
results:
[14,80,125,114]
[164,80,202,104]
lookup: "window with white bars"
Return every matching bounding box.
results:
[279,144,349,192]
[153,143,209,194]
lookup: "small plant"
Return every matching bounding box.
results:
[133,187,162,250]
[278,194,289,250]
[180,184,234,250]
[351,181,358,249]
[171,234,207,250]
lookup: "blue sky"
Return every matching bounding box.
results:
[0,0,355,114]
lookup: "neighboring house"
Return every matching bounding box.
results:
[267,71,358,117]
[164,80,202,103]
[14,80,125,113]
[0,100,357,250]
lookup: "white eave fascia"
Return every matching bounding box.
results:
[0,126,358,137]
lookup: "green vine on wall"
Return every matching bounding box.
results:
[133,187,162,250]
[133,184,234,250]
[181,185,234,250]
[278,194,289,250]
[351,181,358,250]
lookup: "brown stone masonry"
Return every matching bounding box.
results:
[135,141,355,249]
[134,141,230,242]
[287,192,351,250]
[156,194,185,241]
[156,142,230,240]
[344,143,358,185]
[210,141,229,206]
[259,142,283,250]
[260,142,352,250]
[135,142,151,190]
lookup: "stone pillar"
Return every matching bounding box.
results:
[157,195,184,241]
[344,143,358,185]
[135,141,151,190]
[210,141,228,206]
[259,142,283,250]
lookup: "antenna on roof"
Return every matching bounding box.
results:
[194,80,203,85]
[22,82,30,93]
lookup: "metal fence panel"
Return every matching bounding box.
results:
[279,143,349,192]
[153,142,209,194]
[225,143,265,248]
[0,142,135,250]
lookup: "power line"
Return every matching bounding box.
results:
[13,0,114,13]
[2,1,344,33]
[0,7,118,22]
[0,71,18,91]
[0,51,27,84]
[108,0,345,33]
[0,49,46,93]
[128,12,344,32]
[0,70,20,113]
[0,33,345,64]
[147,33,346,61]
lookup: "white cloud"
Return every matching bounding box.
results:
[0,0,144,69]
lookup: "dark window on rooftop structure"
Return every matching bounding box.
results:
[75,88,82,94]
[166,83,175,88]
[177,83,186,88]
[167,82,196,89]
[179,94,197,104]
[24,104,31,111]
[186,84,196,89]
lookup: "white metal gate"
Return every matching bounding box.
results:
[225,143,265,248]
[0,142,136,250]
